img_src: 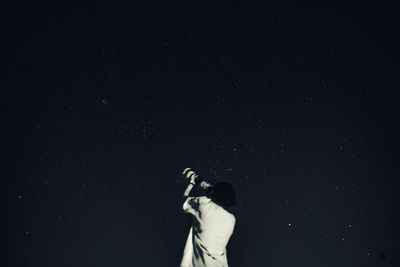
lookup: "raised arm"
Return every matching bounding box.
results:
[182,168,198,203]
[181,168,213,203]
[183,182,195,198]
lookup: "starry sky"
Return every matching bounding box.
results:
[2,2,400,267]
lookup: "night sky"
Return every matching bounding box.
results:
[2,2,400,266]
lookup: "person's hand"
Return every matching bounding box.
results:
[182,168,198,185]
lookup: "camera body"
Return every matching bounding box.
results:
[182,168,203,184]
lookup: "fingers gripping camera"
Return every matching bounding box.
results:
[182,168,201,184]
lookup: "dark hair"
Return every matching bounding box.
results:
[206,182,237,211]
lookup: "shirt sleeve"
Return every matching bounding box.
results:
[182,196,200,215]
[183,196,211,215]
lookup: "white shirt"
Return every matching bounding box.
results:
[181,196,236,267]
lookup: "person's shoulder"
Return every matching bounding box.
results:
[225,209,236,223]
[226,213,236,228]
[198,196,212,204]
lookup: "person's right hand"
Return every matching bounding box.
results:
[182,168,198,184]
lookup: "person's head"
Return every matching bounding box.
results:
[206,182,237,211]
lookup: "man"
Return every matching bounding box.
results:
[180,168,237,267]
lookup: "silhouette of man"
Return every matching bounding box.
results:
[180,168,237,267]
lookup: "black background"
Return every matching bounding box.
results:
[1,2,400,266]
